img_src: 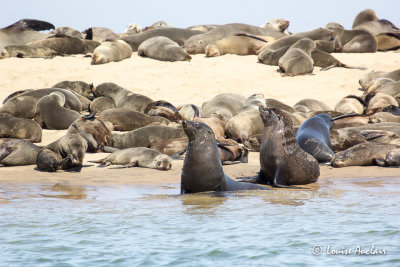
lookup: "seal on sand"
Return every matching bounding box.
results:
[0,115,42,142]
[256,107,320,187]
[3,45,57,58]
[180,120,267,193]
[27,35,100,55]
[34,92,81,130]
[91,39,132,64]
[138,36,191,62]
[90,147,173,170]
[278,38,315,76]
[0,138,41,166]
[295,113,334,163]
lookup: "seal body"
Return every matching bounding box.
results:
[181,120,267,193]
[0,139,41,166]
[202,93,246,120]
[296,113,334,162]
[0,115,42,142]
[258,107,320,187]
[91,147,172,170]
[138,36,191,62]
[91,39,132,64]
[278,38,315,76]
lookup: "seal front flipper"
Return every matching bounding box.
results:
[225,175,269,191]
[272,165,307,189]
[235,175,258,183]
[122,161,138,168]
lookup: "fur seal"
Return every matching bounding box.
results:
[144,100,182,122]
[178,104,203,121]
[325,23,377,53]
[225,109,264,142]
[109,125,185,149]
[52,80,94,111]
[98,108,169,131]
[36,148,68,172]
[366,79,400,97]
[180,120,267,193]
[0,88,82,119]
[375,33,400,51]
[138,36,191,61]
[90,147,172,170]
[329,128,367,152]
[143,21,173,31]
[89,97,116,113]
[258,46,290,66]
[352,9,379,29]
[92,82,153,113]
[0,115,42,142]
[0,19,54,47]
[293,99,331,113]
[50,26,84,39]
[238,94,266,113]
[364,92,399,110]
[91,39,132,64]
[359,69,400,90]
[2,45,57,58]
[311,50,366,70]
[278,38,315,76]
[205,34,274,57]
[331,142,400,167]
[202,93,246,120]
[34,92,81,130]
[0,138,41,166]
[186,24,218,33]
[184,23,286,54]
[83,27,119,42]
[295,113,334,162]
[120,28,202,52]
[334,95,366,114]
[260,19,290,33]
[375,148,400,167]
[352,9,399,36]
[27,35,100,55]
[123,23,142,35]
[255,107,320,187]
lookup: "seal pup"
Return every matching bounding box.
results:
[0,19,54,47]
[295,114,334,163]
[311,50,366,70]
[0,138,41,166]
[256,107,320,187]
[36,148,69,172]
[278,38,315,77]
[258,46,290,66]
[331,143,400,167]
[90,147,172,170]
[0,88,82,119]
[0,115,42,142]
[181,120,267,194]
[138,36,191,61]
[98,107,170,131]
[34,92,81,130]
[91,39,132,64]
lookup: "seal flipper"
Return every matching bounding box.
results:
[123,161,138,168]
[272,165,308,189]
[224,175,269,191]
[71,122,98,152]
[303,138,334,163]
[6,19,55,31]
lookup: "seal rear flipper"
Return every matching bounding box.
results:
[272,166,307,189]
[83,111,96,120]
[225,175,269,191]
[171,150,186,160]
[302,138,334,163]
[374,158,387,167]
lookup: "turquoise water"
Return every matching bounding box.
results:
[0,177,399,266]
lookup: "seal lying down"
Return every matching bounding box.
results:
[180,120,267,194]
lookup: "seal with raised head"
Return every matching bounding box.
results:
[138,36,191,62]
[278,38,315,77]
[256,107,320,187]
[91,39,132,64]
[90,147,173,170]
[296,113,334,163]
[181,120,267,194]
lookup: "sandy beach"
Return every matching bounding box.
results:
[1,52,400,187]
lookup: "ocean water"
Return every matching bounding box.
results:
[0,177,399,266]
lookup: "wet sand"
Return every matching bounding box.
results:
[1,52,400,188]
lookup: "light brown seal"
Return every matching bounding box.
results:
[3,45,57,58]
[225,109,264,142]
[138,36,191,62]
[278,38,315,77]
[91,39,132,64]
[334,95,366,114]
[311,50,366,70]
[89,97,116,113]
[90,147,173,170]
[201,93,247,120]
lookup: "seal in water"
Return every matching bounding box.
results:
[180,120,267,194]
[256,107,320,187]
[295,113,334,163]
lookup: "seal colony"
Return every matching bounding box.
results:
[1,9,400,193]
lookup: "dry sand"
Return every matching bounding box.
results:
[1,52,400,189]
